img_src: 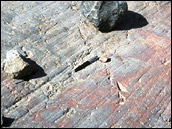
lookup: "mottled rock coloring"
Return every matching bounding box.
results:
[80,1,128,32]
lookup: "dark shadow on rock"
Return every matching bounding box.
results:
[113,11,149,31]
[106,58,111,63]
[1,116,15,127]
[74,61,92,72]
[74,56,99,72]
[20,56,47,81]
[101,11,148,33]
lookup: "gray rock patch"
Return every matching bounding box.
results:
[80,1,128,32]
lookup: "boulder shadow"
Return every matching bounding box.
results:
[113,11,149,31]
[20,56,47,81]
[1,116,15,127]
[101,10,148,33]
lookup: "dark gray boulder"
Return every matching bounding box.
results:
[80,1,128,32]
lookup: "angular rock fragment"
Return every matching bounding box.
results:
[99,54,111,63]
[80,1,128,32]
[118,91,126,105]
[2,49,33,79]
[117,81,129,93]
[99,55,108,63]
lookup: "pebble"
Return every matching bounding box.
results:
[99,55,109,63]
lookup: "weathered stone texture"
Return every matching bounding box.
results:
[1,1,171,128]
[80,1,128,32]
